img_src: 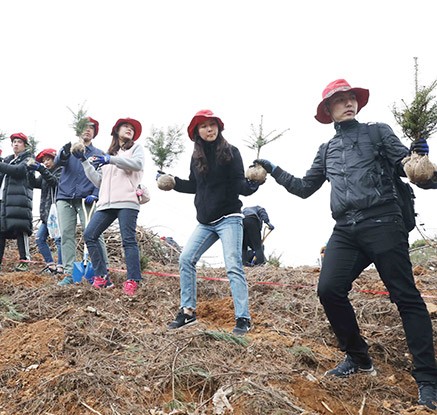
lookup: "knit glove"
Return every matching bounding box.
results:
[85,195,98,204]
[92,154,111,168]
[60,142,72,160]
[253,159,276,174]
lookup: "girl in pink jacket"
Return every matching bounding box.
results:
[79,117,145,296]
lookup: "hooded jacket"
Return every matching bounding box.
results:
[271,120,409,224]
[174,139,257,224]
[0,150,34,236]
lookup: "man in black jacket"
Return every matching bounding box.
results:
[0,133,34,272]
[254,79,437,410]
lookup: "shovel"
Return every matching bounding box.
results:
[72,200,96,283]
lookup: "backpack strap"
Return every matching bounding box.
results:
[321,141,330,177]
[367,122,384,161]
[367,122,393,177]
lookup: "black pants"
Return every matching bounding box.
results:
[0,231,30,264]
[318,215,437,383]
[242,216,265,265]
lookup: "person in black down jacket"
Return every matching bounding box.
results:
[160,109,260,336]
[0,133,35,272]
[28,148,63,274]
[254,79,437,410]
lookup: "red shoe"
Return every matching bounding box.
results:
[123,280,138,296]
[92,276,114,289]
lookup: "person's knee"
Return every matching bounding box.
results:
[179,251,190,265]
[179,249,197,268]
[83,228,94,244]
[317,282,338,304]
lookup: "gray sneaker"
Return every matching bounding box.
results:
[325,354,376,377]
[15,262,29,272]
[168,309,197,330]
[418,382,437,410]
[57,275,73,286]
[232,318,251,336]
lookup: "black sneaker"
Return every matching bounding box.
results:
[167,308,197,330]
[232,317,251,336]
[325,354,376,377]
[418,382,437,410]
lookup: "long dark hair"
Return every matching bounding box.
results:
[107,131,135,155]
[192,131,233,174]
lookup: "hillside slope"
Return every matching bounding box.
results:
[1,247,437,414]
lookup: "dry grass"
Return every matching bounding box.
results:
[1,228,437,414]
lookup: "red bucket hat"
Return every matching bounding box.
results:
[111,117,142,141]
[187,109,224,141]
[86,117,99,137]
[36,148,57,162]
[315,79,369,124]
[10,132,28,143]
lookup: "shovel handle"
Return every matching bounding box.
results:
[81,199,96,262]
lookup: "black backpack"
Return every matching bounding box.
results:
[321,123,416,232]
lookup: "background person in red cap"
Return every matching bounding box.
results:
[28,148,63,274]
[254,79,437,409]
[159,109,260,336]
[0,133,34,272]
[80,117,145,296]
[54,117,108,286]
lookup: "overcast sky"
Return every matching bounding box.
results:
[1,1,436,267]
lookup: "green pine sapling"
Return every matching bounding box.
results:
[392,57,437,183]
[145,125,184,191]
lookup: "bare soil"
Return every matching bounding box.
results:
[1,238,437,414]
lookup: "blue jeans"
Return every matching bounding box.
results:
[179,216,250,320]
[35,222,62,265]
[84,208,141,281]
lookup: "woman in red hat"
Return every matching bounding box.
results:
[79,118,145,296]
[28,148,63,274]
[0,133,34,272]
[160,109,259,335]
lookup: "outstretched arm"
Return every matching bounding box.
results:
[254,146,327,199]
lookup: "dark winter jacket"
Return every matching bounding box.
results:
[242,206,270,229]
[30,165,62,223]
[271,120,410,225]
[174,141,257,224]
[54,143,103,200]
[0,150,34,236]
